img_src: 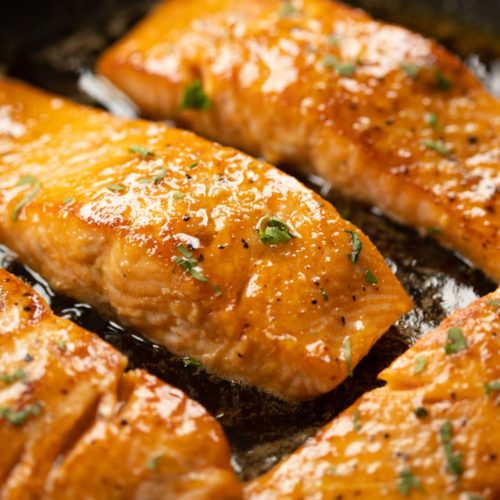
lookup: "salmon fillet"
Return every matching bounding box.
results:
[0,268,241,499]
[98,0,500,282]
[245,288,500,499]
[0,79,411,401]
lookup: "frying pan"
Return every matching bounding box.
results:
[0,0,498,481]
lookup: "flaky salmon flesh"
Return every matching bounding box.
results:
[0,269,241,499]
[246,289,500,499]
[0,79,411,401]
[98,0,500,282]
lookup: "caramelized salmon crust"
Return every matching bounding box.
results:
[0,79,411,401]
[98,0,500,282]
[0,268,242,499]
[246,289,500,499]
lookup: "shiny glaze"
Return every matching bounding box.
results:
[98,0,500,282]
[0,79,411,400]
[246,288,500,499]
[0,268,241,499]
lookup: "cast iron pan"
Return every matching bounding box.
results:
[0,0,498,481]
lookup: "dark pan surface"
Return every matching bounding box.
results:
[0,0,498,481]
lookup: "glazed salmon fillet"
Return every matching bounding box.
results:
[98,0,500,282]
[0,269,241,499]
[0,79,411,401]
[245,289,500,499]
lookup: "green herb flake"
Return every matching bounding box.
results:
[147,456,160,470]
[344,230,362,263]
[484,380,500,394]
[173,244,208,282]
[179,80,211,111]
[425,112,440,131]
[323,55,357,77]
[11,175,42,221]
[172,191,185,200]
[188,162,198,169]
[414,356,427,375]
[414,406,428,419]
[444,327,467,355]
[129,145,155,159]
[139,167,167,185]
[327,466,337,475]
[320,288,329,301]
[106,183,126,192]
[435,69,452,91]
[397,468,422,496]
[182,357,202,368]
[55,338,67,351]
[258,215,295,245]
[62,196,74,205]
[353,409,362,432]
[425,226,443,236]
[0,369,26,385]
[400,62,420,79]
[0,402,43,426]
[213,284,222,297]
[422,140,452,157]
[328,34,340,46]
[486,299,500,308]
[344,336,353,377]
[365,269,377,285]
[440,420,463,477]
[278,0,298,17]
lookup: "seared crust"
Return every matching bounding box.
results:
[0,79,411,400]
[0,269,241,499]
[245,289,500,498]
[99,0,500,282]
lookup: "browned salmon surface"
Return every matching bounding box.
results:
[245,289,500,499]
[0,268,241,499]
[98,0,500,282]
[0,79,411,401]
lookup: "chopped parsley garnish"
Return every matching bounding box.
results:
[414,356,427,374]
[147,455,160,470]
[484,380,500,394]
[55,338,67,351]
[213,284,222,297]
[182,357,202,368]
[0,402,43,426]
[444,327,467,355]
[323,55,357,77]
[365,270,377,285]
[188,162,198,169]
[62,196,74,205]
[400,62,420,79]
[172,191,185,200]
[139,167,167,184]
[435,69,452,91]
[258,215,295,245]
[343,336,353,376]
[278,0,298,17]
[106,183,126,192]
[320,288,329,301]
[486,299,500,308]
[129,145,155,159]
[440,420,463,477]
[422,139,452,157]
[11,175,42,221]
[173,244,208,282]
[425,227,443,236]
[0,369,26,384]
[353,409,361,432]
[414,406,428,418]
[397,468,422,495]
[344,230,362,263]
[425,112,440,131]
[179,80,211,111]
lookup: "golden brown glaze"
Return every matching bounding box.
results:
[245,289,500,499]
[0,79,411,400]
[98,0,500,282]
[0,268,241,499]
